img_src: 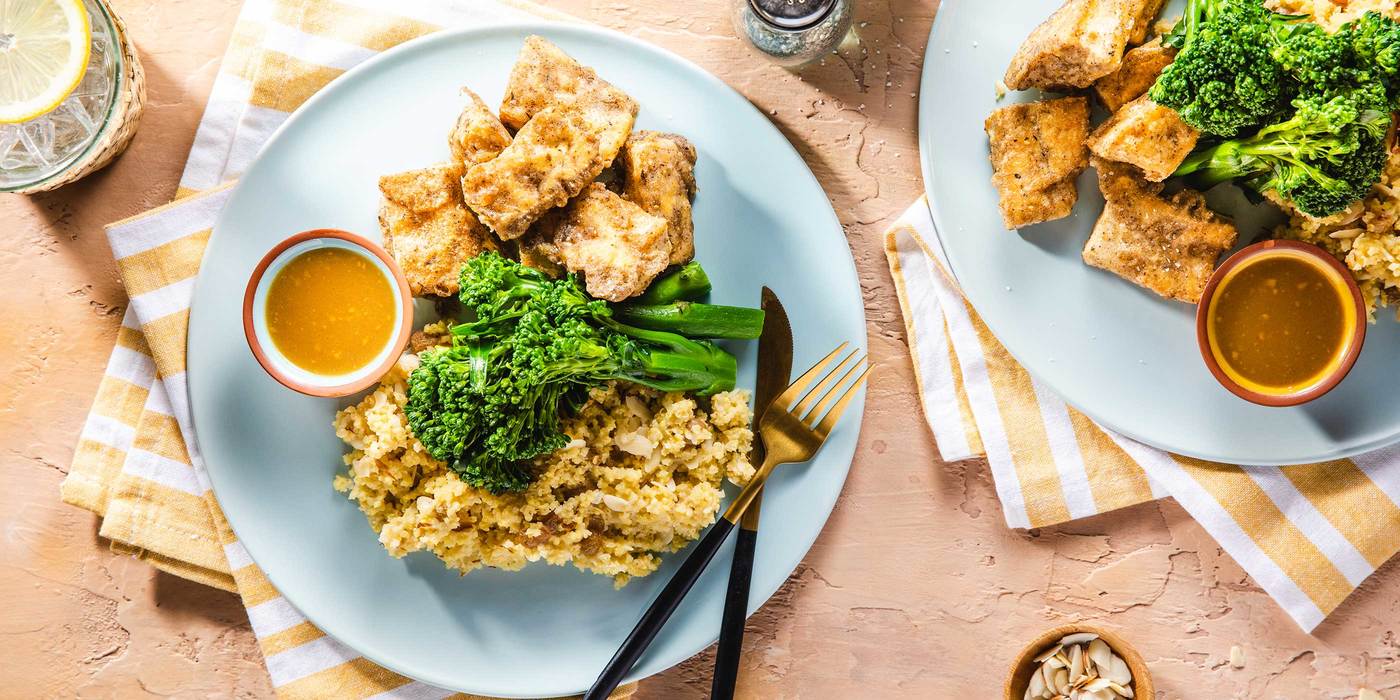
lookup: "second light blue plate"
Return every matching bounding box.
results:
[920,0,1400,465]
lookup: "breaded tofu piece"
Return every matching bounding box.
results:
[514,227,568,278]
[1004,0,1137,90]
[1093,38,1177,112]
[531,184,670,301]
[461,96,638,241]
[500,35,632,131]
[985,97,1090,229]
[1087,94,1199,181]
[620,131,698,265]
[449,88,512,170]
[379,164,500,297]
[1084,158,1237,303]
[1127,0,1166,45]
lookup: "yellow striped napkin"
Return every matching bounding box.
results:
[886,195,1400,632]
[59,0,636,696]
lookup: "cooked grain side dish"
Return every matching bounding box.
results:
[334,354,755,586]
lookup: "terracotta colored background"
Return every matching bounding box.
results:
[4,1,1400,697]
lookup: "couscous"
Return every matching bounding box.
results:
[333,355,754,586]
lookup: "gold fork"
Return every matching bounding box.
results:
[586,343,869,700]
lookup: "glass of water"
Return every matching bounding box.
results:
[0,0,142,194]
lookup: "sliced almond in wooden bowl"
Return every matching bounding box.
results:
[1003,625,1153,700]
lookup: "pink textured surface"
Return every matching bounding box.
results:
[3,1,1399,697]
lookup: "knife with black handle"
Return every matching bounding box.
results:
[711,287,792,700]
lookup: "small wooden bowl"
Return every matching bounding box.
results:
[1003,624,1153,700]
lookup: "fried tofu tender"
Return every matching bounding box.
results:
[1093,38,1177,112]
[1004,0,1144,90]
[462,95,638,240]
[500,35,632,131]
[379,164,500,297]
[527,183,670,302]
[1088,94,1199,182]
[985,96,1090,229]
[462,38,638,241]
[620,131,698,265]
[1083,158,1237,303]
[449,88,512,170]
[1126,0,1166,46]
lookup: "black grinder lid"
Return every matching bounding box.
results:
[748,0,840,30]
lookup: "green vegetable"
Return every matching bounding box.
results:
[1348,11,1400,85]
[1271,11,1400,107]
[1174,87,1390,217]
[405,252,746,493]
[632,261,712,305]
[614,301,766,339]
[1150,0,1302,137]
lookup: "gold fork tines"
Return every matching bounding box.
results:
[723,344,869,523]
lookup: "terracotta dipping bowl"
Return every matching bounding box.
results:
[242,229,413,397]
[1003,624,1153,700]
[1195,240,1366,407]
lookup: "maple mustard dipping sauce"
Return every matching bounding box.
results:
[1205,250,1357,397]
[265,246,396,375]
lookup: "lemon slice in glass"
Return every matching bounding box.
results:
[0,0,92,124]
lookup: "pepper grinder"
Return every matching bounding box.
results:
[732,0,856,67]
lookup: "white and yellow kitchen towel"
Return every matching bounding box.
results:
[886,195,1400,632]
[59,0,636,697]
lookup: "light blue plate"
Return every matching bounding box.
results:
[919,1,1400,466]
[187,23,865,697]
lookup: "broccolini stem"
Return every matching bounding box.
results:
[613,301,766,339]
[624,346,738,396]
[632,262,713,305]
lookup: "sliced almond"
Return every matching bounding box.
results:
[1110,681,1134,698]
[1105,654,1132,686]
[1034,644,1065,663]
[1045,655,1067,670]
[1229,645,1245,669]
[1060,632,1100,646]
[1083,678,1113,692]
[1030,669,1047,697]
[1054,668,1070,694]
[1087,639,1112,671]
[1069,644,1085,680]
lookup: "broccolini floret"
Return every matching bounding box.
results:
[1150,0,1303,137]
[1173,87,1390,217]
[405,253,756,493]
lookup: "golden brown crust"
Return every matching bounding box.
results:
[499,35,633,130]
[1092,38,1177,112]
[1083,157,1238,303]
[1127,0,1166,46]
[378,164,499,297]
[1003,0,1137,91]
[1087,94,1199,182]
[449,88,512,170]
[461,94,638,240]
[621,131,697,265]
[985,96,1090,229]
[531,183,671,301]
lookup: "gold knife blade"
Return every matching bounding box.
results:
[742,288,793,530]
